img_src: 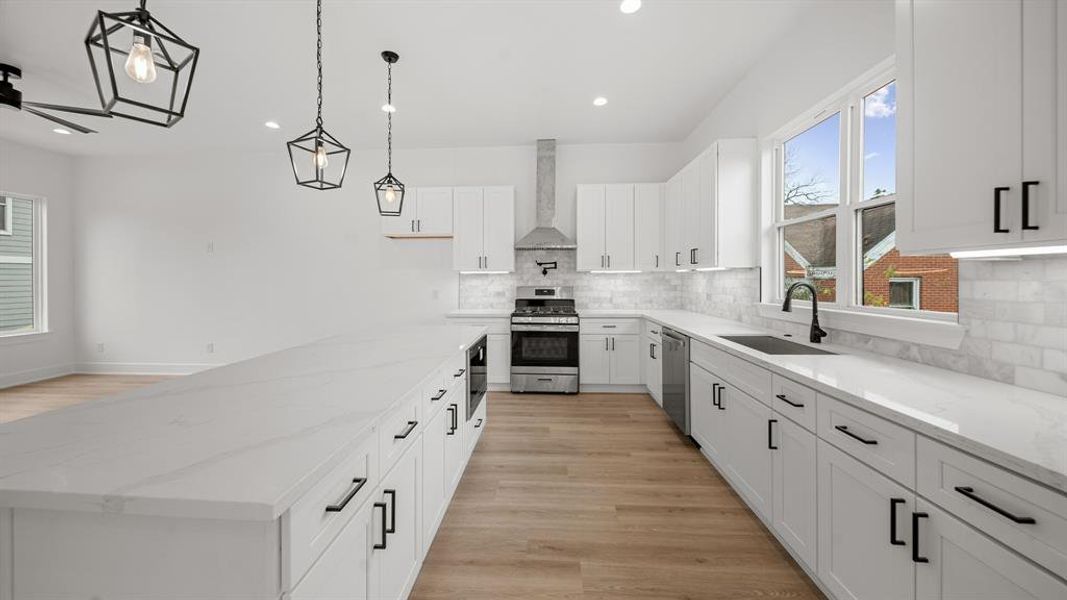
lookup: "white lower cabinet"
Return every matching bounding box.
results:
[487,333,510,384]
[817,440,915,600]
[421,399,450,546]
[291,498,376,600]
[579,334,641,386]
[644,336,662,405]
[720,384,773,521]
[914,499,1067,600]
[377,443,422,600]
[689,363,725,463]
[772,415,818,571]
[443,399,466,494]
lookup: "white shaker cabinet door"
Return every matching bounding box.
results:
[771,414,817,572]
[377,444,421,600]
[689,363,721,461]
[898,0,1023,252]
[644,339,662,404]
[579,335,610,385]
[381,188,419,237]
[664,176,684,269]
[634,183,664,271]
[914,499,1067,600]
[452,187,484,271]
[482,186,515,272]
[817,439,915,600]
[608,334,640,385]
[414,187,453,236]
[421,404,449,548]
[486,333,510,384]
[576,185,607,271]
[604,184,635,271]
[443,400,466,495]
[720,385,773,521]
[290,498,376,600]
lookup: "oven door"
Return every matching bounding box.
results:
[510,325,580,372]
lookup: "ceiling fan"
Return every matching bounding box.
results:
[0,63,112,134]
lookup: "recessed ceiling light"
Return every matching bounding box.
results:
[264,121,280,129]
[620,0,642,14]
[52,128,71,135]
[593,96,608,107]
[381,103,396,113]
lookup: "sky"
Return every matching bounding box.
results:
[784,81,897,205]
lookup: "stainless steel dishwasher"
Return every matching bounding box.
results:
[661,327,690,435]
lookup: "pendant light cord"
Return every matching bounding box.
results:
[386,61,393,173]
[315,0,323,128]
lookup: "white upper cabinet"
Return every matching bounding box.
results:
[381,187,453,238]
[452,186,515,272]
[634,183,664,271]
[897,0,1064,253]
[665,175,685,269]
[576,184,635,271]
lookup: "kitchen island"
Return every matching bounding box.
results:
[0,323,489,600]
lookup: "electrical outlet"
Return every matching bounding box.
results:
[96,342,105,354]
[206,342,215,354]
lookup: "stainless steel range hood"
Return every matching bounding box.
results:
[515,139,577,250]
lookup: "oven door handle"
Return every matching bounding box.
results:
[511,325,580,332]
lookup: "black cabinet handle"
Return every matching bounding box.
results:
[602,324,617,328]
[835,424,877,445]
[690,248,697,265]
[394,420,418,439]
[775,393,804,408]
[711,383,720,408]
[890,498,906,546]
[612,337,615,351]
[655,254,659,268]
[1022,181,1040,230]
[416,219,421,232]
[447,404,458,435]
[475,418,483,429]
[325,477,368,513]
[912,512,929,563]
[768,419,778,450]
[373,502,388,550]
[454,368,466,378]
[384,489,397,534]
[431,389,447,402]
[954,486,1036,524]
[675,251,681,266]
[994,186,1011,233]
[716,384,725,410]
[649,343,655,359]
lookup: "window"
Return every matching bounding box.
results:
[771,69,958,319]
[0,194,46,337]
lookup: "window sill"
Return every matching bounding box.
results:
[756,303,965,350]
[0,330,51,346]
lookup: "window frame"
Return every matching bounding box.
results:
[888,278,921,310]
[0,196,11,235]
[0,191,49,339]
[765,61,957,325]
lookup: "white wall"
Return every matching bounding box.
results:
[72,141,681,370]
[682,0,895,159]
[0,138,77,386]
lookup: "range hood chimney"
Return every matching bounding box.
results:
[515,139,577,250]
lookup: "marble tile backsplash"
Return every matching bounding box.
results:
[459,253,1067,396]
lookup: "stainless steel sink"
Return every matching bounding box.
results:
[718,335,837,355]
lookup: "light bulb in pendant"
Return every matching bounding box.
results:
[314,144,329,169]
[384,185,397,204]
[124,35,157,83]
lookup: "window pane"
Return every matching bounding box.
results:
[862,81,897,201]
[0,198,8,231]
[861,203,958,312]
[0,197,35,334]
[782,215,837,303]
[783,112,841,214]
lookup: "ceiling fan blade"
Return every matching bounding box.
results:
[22,101,112,118]
[22,107,97,134]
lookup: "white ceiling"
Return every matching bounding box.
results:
[0,0,822,156]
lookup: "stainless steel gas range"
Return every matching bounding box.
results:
[510,286,579,393]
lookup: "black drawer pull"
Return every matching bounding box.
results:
[475,418,483,429]
[602,324,617,328]
[890,498,905,546]
[373,502,388,550]
[711,383,720,407]
[384,489,397,534]
[431,389,447,401]
[912,512,929,563]
[447,404,458,435]
[768,419,778,450]
[675,251,681,266]
[716,384,725,410]
[994,186,1011,233]
[394,420,418,439]
[1022,181,1040,230]
[775,393,805,408]
[324,477,368,513]
[954,486,1036,524]
[454,368,466,378]
[835,425,877,445]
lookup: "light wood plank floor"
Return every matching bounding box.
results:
[411,392,824,600]
[0,374,172,424]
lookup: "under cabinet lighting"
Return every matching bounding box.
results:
[619,0,642,15]
[591,270,642,274]
[695,267,727,272]
[950,245,1067,259]
[52,128,72,135]
[459,271,509,275]
[264,121,280,129]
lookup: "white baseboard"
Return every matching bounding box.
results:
[0,363,76,389]
[75,362,219,376]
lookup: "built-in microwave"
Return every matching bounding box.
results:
[467,335,488,421]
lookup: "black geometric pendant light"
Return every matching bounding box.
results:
[84,0,199,127]
[287,0,351,190]
[374,51,405,216]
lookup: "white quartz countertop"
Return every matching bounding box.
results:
[446,309,511,318]
[0,324,487,521]
[452,308,1067,493]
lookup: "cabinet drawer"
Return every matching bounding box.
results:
[379,392,421,476]
[917,436,1067,579]
[691,339,771,404]
[466,394,488,456]
[817,394,916,487]
[581,318,640,335]
[643,320,662,344]
[771,374,817,432]
[287,436,378,585]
